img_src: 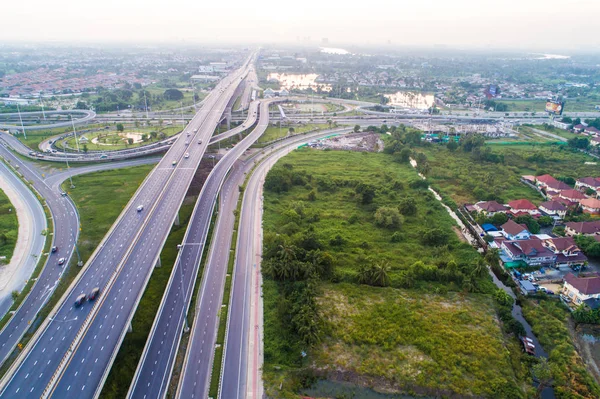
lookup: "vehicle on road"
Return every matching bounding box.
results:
[194,128,198,133]
[184,153,189,158]
[88,287,100,301]
[51,246,58,253]
[186,132,191,137]
[58,257,66,265]
[28,151,35,156]
[74,294,86,307]
[185,141,189,145]
[100,154,108,159]
[60,191,67,196]
[520,336,535,356]
[197,139,202,144]
[172,160,177,166]
[137,205,144,212]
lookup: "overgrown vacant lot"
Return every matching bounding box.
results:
[262,149,526,398]
[0,188,18,262]
[419,144,599,205]
[314,283,521,398]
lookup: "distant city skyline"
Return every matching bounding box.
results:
[2,0,600,52]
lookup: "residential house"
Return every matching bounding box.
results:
[559,189,587,204]
[501,238,557,266]
[545,180,571,193]
[553,120,571,130]
[584,126,600,136]
[564,221,600,236]
[563,273,600,305]
[573,124,586,133]
[538,200,567,218]
[508,199,540,216]
[580,198,600,214]
[535,174,558,189]
[501,220,531,240]
[543,237,587,267]
[473,200,508,216]
[592,137,600,147]
[575,177,600,193]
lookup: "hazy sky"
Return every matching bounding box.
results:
[2,0,599,51]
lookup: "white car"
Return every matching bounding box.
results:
[137,205,144,212]
[184,153,190,158]
[197,140,202,144]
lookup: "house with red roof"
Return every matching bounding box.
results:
[580,198,600,214]
[584,126,600,136]
[545,180,571,193]
[535,174,559,189]
[500,238,557,267]
[543,237,587,267]
[508,199,540,216]
[563,273,600,305]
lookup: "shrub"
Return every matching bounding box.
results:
[374,207,403,229]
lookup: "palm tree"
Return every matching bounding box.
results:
[484,248,501,269]
[357,263,372,284]
[371,261,391,287]
[471,258,488,278]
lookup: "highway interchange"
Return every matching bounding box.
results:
[0,51,598,399]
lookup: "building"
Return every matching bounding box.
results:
[538,200,567,218]
[575,177,600,193]
[501,238,557,266]
[559,189,587,204]
[508,199,539,216]
[553,120,571,130]
[563,273,600,305]
[501,220,531,240]
[473,200,508,216]
[573,123,586,132]
[198,65,214,73]
[545,180,571,193]
[580,198,600,214]
[584,126,600,136]
[535,174,559,189]
[263,88,275,98]
[543,237,587,267]
[564,221,600,236]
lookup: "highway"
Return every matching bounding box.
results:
[127,98,275,399]
[0,55,252,398]
[0,163,47,317]
[219,127,351,399]
[0,110,96,131]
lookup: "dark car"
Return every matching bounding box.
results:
[88,287,100,301]
[51,246,58,253]
[74,294,86,307]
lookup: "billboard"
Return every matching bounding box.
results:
[545,100,565,115]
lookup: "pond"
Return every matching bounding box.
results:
[267,73,332,92]
[385,91,435,110]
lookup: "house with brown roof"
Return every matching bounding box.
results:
[501,220,531,240]
[500,238,557,267]
[473,200,508,216]
[543,237,587,267]
[563,273,600,305]
[580,198,600,214]
[559,189,587,203]
[535,174,559,189]
[575,177,600,192]
[545,180,571,193]
[538,200,567,218]
[564,221,600,236]
[507,199,540,216]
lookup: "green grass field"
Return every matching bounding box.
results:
[261,149,526,398]
[419,144,599,205]
[257,123,329,144]
[55,125,181,152]
[496,99,600,113]
[0,188,18,263]
[14,123,109,151]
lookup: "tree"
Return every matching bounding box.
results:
[485,248,501,269]
[398,197,417,216]
[371,261,391,287]
[490,212,508,226]
[532,358,553,399]
[396,148,412,163]
[150,131,158,140]
[355,183,375,205]
[538,216,554,227]
[446,140,458,151]
[163,89,184,101]
[307,190,317,201]
[421,228,448,246]
[116,123,124,132]
[353,125,361,133]
[374,207,403,229]
[11,290,19,302]
[82,144,88,153]
[127,138,134,145]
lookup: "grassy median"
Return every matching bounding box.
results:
[0,188,19,263]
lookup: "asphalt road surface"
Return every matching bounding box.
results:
[0,163,47,317]
[0,56,252,398]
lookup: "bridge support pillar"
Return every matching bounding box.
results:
[155,257,162,268]
[174,212,180,227]
[127,322,133,333]
[226,108,232,130]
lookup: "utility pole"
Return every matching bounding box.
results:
[180,101,185,130]
[71,115,80,152]
[39,96,46,120]
[63,144,75,189]
[16,103,27,140]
